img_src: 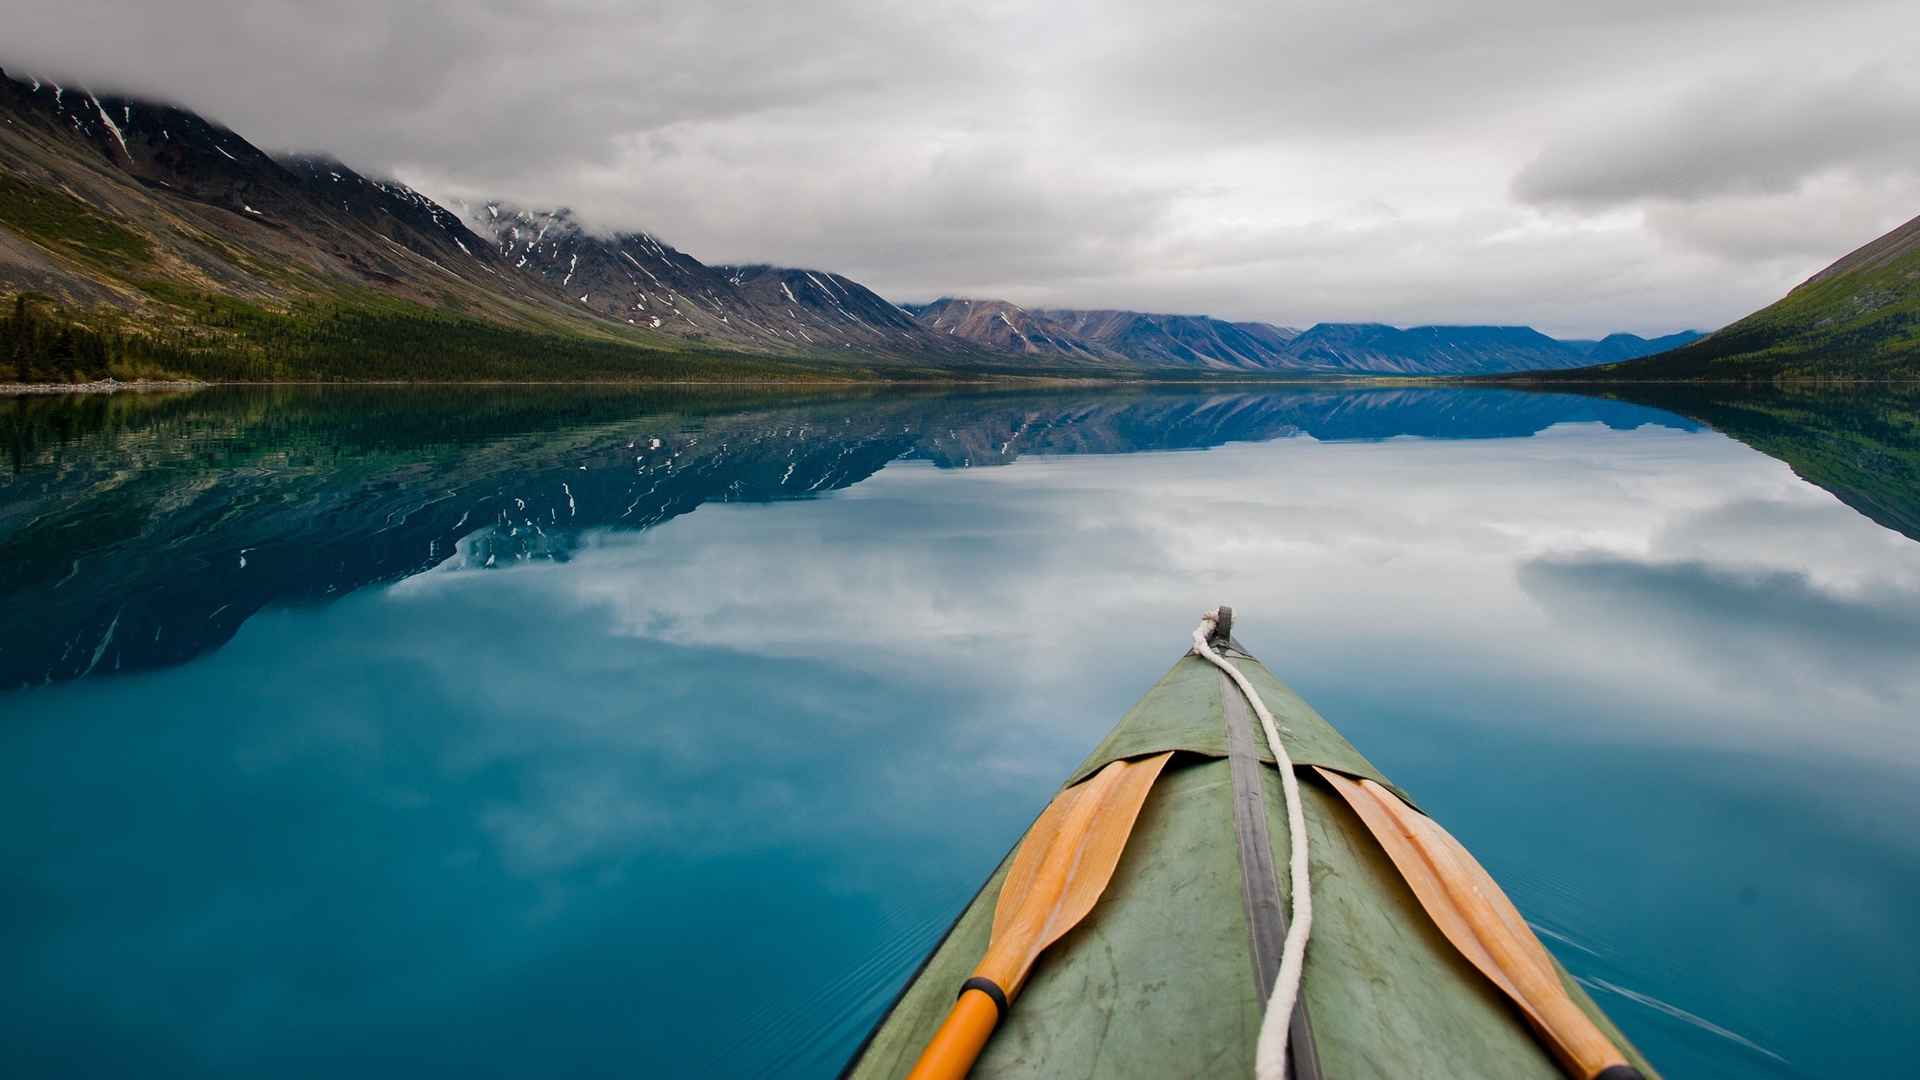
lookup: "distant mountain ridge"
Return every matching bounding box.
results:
[1281,323,1702,374]
[902,299,1301,370]
[1572,331,1708,362]
[0,67,1728,381]
[905,299,1115,363]
[1035,308,1301,370]
[909,299,1698,375]
[1280,323,1570,375]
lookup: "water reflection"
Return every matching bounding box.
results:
[1,386,1690,688]
[1572,383,1920,543]
[3,386,1917,1079]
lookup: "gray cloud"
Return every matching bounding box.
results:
[1511,61,1920,266]
[1640,184,1920,266]
[1520,553,1920,690]
[1513,67,1920,208]
[5,0,1919,337]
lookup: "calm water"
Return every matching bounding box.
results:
[3,386,1917,1078]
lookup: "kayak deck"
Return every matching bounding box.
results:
[844,646,1656,1079]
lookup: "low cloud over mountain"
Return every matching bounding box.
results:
[6,1,1914,338]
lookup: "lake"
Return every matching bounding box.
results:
[3,385,1917,1079]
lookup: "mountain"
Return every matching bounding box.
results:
[906,301,1698,376]
[1037,308,1303,370]
[1283,324,1700,374]
[1232,321,1303,352]
[1579,331,1706,362]
[906,300,1308,371]
[0,69,1001,383]
[1280,323,1592,375]
[456,201,986,357]
[1537,213,1920,380]
[0,73,530,320]
[904,298,1121,364]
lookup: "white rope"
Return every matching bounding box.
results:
[1192,609,1311,1080]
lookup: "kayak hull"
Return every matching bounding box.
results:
[844,649,1656,1079]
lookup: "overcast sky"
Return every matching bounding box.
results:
[8,1,1918,336]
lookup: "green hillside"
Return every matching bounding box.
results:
[1541,213,1920,381]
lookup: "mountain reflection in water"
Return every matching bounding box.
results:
[1,386,1690,688]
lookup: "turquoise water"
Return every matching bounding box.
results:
[3,387,1917,1078]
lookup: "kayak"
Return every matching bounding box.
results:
[843,611,1658,1079]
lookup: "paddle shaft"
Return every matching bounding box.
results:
[904,752,1173,1080]
[904,990,998,1080]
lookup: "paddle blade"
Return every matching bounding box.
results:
[1316,767,1638,1080]
[987,750,1173,988]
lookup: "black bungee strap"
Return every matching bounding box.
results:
[958,976,1010,1021]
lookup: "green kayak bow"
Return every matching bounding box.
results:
[845,611,1656,1080]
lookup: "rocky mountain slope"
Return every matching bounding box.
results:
[1034,308,1302,370]
[905,299,1128,365]
[1231,320,1303,353]
[0,73,577,325]
[456,202,994,358]
[1536,213,1920,380]
[905,298,1307,371]
[909,298,1697,376]
[1279,323,1582,375]
[0,69,997,382]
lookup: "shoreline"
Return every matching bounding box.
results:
[1,378,208,395]
[4,375,1916,396]
[1,375,1373,394]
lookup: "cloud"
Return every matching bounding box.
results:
[5,0,1918,336]
[1640,181,1920,266]
[1513,67,1920,208]
[1519,553,1920,699]
[1512,63,1920,265]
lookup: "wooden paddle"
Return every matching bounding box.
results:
[906,750,1175,1080]
[1316,767,1645,1080]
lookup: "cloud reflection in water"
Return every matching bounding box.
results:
[4,409,1918,1078]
